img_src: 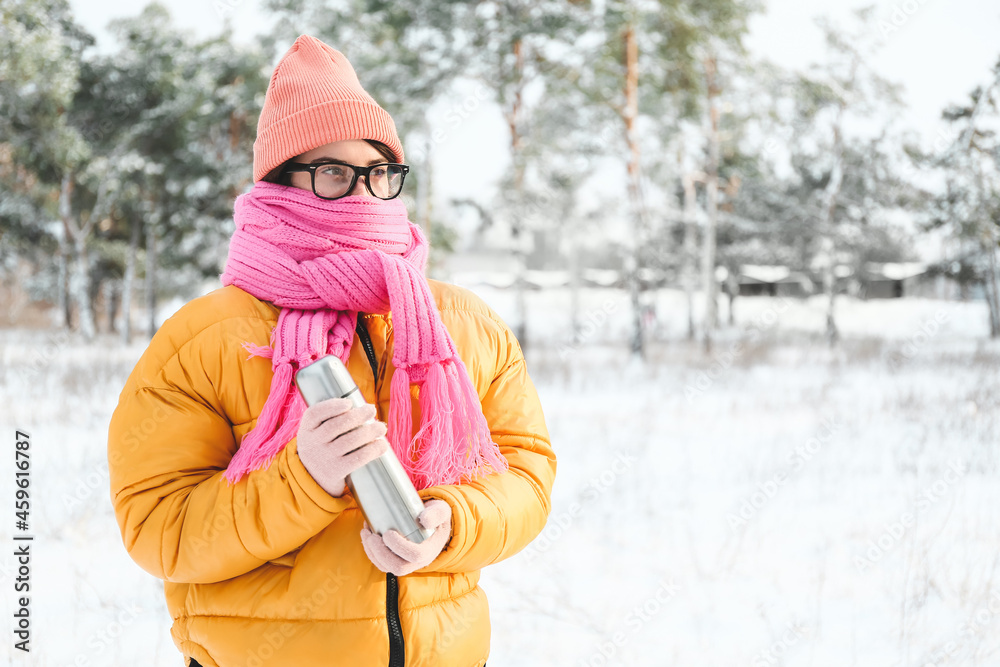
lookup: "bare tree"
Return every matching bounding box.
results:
[794,9,904,345]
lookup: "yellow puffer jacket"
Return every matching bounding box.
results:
[107,281,555,667]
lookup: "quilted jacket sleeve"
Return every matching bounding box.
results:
[108,294,350,585]
[419,301,556,573]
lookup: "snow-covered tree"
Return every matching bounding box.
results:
[783,8,912,344]
[75,5,267,339]
[0,0,93,332]
[2,1,268,341]
[558,0,758,358]
[924,59,1000,336]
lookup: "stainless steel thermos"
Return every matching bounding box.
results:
[294,355,433,543]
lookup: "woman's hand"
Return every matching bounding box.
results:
[295,398,389,497]
[360,499,452,576]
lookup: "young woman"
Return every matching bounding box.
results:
[108,34,555,667]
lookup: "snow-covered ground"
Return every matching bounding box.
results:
[2,290,998,666]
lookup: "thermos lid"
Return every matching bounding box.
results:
[295,355,356,402]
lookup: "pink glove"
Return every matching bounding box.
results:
[360,499,452,576]
[295,397,390,497]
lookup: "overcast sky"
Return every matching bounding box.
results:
[70,0,1000,236]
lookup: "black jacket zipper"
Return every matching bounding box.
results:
[355,315,406,667]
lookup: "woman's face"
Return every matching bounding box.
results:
[288,139,388,198]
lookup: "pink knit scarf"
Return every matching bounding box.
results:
[220,181,508,489]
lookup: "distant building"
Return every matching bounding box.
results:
[860,263,928,299]
[437,249,520,288]
[737,265,815,298]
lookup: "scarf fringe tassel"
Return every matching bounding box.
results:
[390,357,509,489]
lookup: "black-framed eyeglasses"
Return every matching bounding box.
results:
[282,161,409,200]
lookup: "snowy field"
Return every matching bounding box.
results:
[1,289,999,666]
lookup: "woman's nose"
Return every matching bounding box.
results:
[349,175,373,197]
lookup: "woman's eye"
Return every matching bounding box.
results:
[318,165,348,178]
[371,167,388,179]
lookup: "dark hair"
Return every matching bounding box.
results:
[260,139,400,184]
[367,140,399,163]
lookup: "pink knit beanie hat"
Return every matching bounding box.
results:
[253,35,404,182]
